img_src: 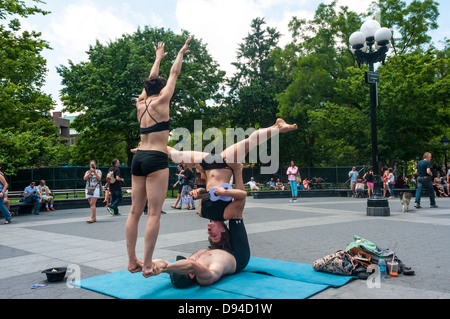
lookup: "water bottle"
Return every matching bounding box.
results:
[378,255,387,279]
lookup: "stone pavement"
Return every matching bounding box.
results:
[1,195,449,299]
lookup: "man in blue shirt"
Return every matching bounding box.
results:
[415,152,437,208]
[24,181,42,215]
[348,166,359,198]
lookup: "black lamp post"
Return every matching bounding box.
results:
[350,20,392,216]
[441,135,449,173]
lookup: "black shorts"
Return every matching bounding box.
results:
[131,150,168,176]
[229,219,250,273]
[200,197,231,221]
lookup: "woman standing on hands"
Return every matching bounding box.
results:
[126,37,191,278]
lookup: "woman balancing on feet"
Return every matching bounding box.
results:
[168,118,298,221]
[126,37,191,277]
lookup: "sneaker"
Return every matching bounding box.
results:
[107,207,114,215]
[430,204,438,208]
[414,203,421,209]
[293,199,298,203]
[46,207,50,211]
[50,207,55,211]
[289,199,293,202]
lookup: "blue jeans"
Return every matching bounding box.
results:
[415,176,436,206]
[24,194,41,213]
[388,182,394,197]
[290,180,298,198]
[110,189,123,214]
[0,196,11,222]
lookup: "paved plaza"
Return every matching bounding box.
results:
[1,195,449,299]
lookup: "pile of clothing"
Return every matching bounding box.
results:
[313,235,415,278]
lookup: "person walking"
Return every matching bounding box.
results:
[84,160,102,223]
[107,159,124,216]
[363,168,374,198]
[415,152,438,208]
[287,161,298,202]
[0,172,12,224]
[348,166,359,198]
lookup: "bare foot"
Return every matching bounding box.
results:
[142,261,160,278]
[128,260,143,273]
[227,161,243,171]
[274,118,298,133]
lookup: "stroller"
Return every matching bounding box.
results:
[355,178,366,198]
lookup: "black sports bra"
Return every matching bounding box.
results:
[139,99,170,135]
[200,154,231,171]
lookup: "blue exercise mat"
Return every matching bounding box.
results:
[245,256,355,287]
[72,257,355,299]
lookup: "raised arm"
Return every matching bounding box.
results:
[154,258,221,286]
[138,42,168,102]
[159,37,191,102]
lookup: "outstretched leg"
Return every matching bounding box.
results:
[221,118,297,163]
[167,146,208,166]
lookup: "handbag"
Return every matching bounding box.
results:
[313,250,358,276]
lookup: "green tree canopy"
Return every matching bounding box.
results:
[0,0,67,174]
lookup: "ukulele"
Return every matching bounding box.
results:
[196,183,233,202]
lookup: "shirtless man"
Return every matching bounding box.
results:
[151,162,249,287]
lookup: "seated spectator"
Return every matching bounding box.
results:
[434,173,448,197]
[444,171,450,196]
[246,177,260,191]
[38,180,55,211]
[302,178,310,190]
[23,181,42,215]
[266,178,276,190]
[275,178,285,190]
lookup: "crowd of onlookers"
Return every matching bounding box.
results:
[1,158,448,223]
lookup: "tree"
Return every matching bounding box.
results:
[369,0,439,55]
[274,0,444,167]
[57,27,225,166]
[0,0,69,174]
[274,1,364,166]
[228,17,283,129]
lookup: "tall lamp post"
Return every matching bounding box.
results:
[349,20,392,216]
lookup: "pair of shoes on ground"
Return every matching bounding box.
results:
[414,203,438,209]
[289,199,298,203]
[46,207,55,211]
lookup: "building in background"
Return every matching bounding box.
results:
[52,112,78,146]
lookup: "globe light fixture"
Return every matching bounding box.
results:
[375,27,392,46]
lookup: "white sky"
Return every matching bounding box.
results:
[15,0,450,112]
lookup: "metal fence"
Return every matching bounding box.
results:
[5,165,367,192]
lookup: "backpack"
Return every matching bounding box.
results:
[312,250,359,276]
[106,170,116,184]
